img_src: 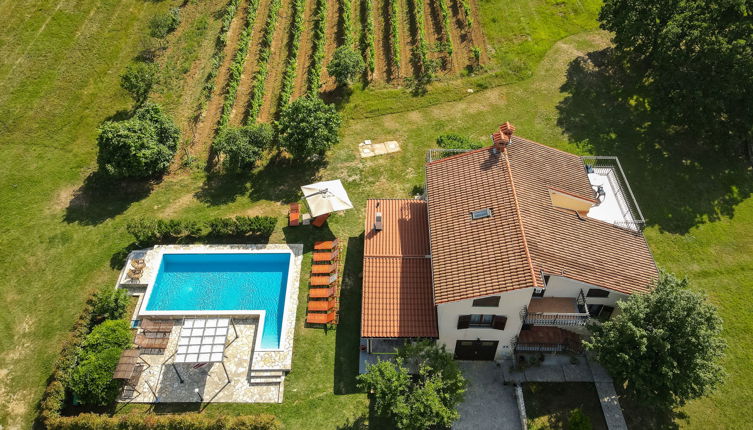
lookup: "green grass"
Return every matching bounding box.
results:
[0,0,751,428]
[524,382,607,430]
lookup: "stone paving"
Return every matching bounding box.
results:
[453,362,522,430]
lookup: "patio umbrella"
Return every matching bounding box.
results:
[300,180,354,217]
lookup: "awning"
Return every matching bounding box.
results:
[301,180,354,217]
[175,318,230,363]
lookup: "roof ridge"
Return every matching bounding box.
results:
[425,146,493,166]
[502,148,540,288]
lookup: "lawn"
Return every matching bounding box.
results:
[523,382,607,430]
[0,0,751,429]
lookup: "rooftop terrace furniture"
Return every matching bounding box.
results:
[311,264,336,274]
[313,239,339,251]
[289,203,300,227]
[309,286,337,298]
[306,311,337,325]
[308,297,337,312]
[135,333,170,350]
[312,249,338,262]
[140,319,175,333]
[310,273,338,286]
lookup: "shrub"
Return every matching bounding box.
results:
[276,96,340,160]
[126,217,160,244]
[149,8,181,38]
[327,46,365,86]
[120,62,158,105]
[214,124,273,171]
[96,102,179,178]
[46,413,281,430]
[235,215,277,237]
[92,288,129,324]
[568,408,592,430]
[68,320,132,405]
[208,217,238,236]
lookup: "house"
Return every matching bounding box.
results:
[360,123,658,363]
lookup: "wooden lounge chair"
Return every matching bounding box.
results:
[311,213,330,228]
[311,264,336,274]
[310,274,337,286]
[309,286,336,298]
[308,298,337,312]
[289,203,300,227]
[313,239,338,251]
[134,334,169,350]
[140,319,174,333]
[313,249,338,263]
[307,311,337,325]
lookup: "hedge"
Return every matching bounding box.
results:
[127,216,277,245]
[46,413,281,430]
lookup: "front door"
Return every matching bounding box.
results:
[454,340,498,360]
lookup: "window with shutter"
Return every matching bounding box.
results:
[457,315,471,329]
[492,315,507,330]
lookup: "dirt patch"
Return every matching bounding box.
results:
[445,0,470,72]
[371,0,391,81]
[229,0,274,126]
[397,0,414,78]
[292,0,315,99]
[467,0,489,64]
[159,192,198,218]
[421,0,448,72]
[189,0,250,161]
[319,0,341,92]
[257,0,294,122]
[49,183,86,213]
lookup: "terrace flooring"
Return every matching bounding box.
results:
[527,297,577,313]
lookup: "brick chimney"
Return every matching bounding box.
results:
[492,122,516,152]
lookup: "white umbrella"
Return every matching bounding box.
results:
[301,180,354,217]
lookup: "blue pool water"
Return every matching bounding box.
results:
[145,253,290,349]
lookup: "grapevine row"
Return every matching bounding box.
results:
[389,0,400,76]
[360,0,375,74]
[246,0,282,122]
[307,0,328,95]
[407,0,429,74]
[197,0,241,115]
[339,0,354,47]
[277,0,305,110]
[436,0,453,56]
[459,0,472,27]
[217,0,261,129]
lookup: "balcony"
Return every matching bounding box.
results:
[513,327,583,353]
[523,294,590,327]
[581,156,646,232]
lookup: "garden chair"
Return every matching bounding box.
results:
[312,248,338,262]
[309,286,337,299]
[306,311,337,325]
[310,274,337,286]
[289,203,300,227]
[307,297,337,312]
[313,239,338,251]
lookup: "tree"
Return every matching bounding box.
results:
[358,341,466,429]
[213,124,273,172]
[599,0,753,157]
[91,288,129,324]
[585,272,726,408]
[276,96,340,161]
[327,46,365,86]
[120,62,158,105]
[97,102,179,178]
[149,8,181,39]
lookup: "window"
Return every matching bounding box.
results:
[586,288,610,298]
[532,288,545,298]
[587,304,604,316]
[471,208,492,220]
[457,315,507,330]
[472,296,500,307]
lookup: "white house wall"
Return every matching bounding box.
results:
[437,288,533,360]
[543,275,627,308]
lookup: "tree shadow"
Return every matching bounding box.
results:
[333,235,364,395]
[321,85,354,112]
[64,172,154,226]
[194,171,252,206]
[616,386,684,430]
[556,49,753,234]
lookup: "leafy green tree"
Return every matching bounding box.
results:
[585,272,726,408]
[97,102,179,178]
[120,62,158,105]
[358,341,466,429]
[213,124,273,172]
[149,8,181,38]
[327,46,365,86]
[276,96,340,161]
[599,0,753,156]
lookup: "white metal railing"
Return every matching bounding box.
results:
[581,156,646,232]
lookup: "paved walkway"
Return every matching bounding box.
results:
[588,355,628,430]
[453,362,522,430]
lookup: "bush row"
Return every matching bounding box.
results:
[460,0,472,27]
[339,0,354,48]
[436,0,453,55]
[217,0,262,129]
[360,0,376,75]
[126,216,277,245]
[247,0,282,122]
[307,0,328,95]
[277,0,306,111]
[407,0,430,73]
[198,0,242,115]
[389,0,401,76]
[46,413,281,430]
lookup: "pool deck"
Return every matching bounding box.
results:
[118,243,303,403]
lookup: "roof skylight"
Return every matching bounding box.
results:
[471,208,492,220]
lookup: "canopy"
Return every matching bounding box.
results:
[301,180,354,217]
[175,318,230,363]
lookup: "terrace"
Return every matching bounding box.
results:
[582,156,646,232]
[523,293,590,327]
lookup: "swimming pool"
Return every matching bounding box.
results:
[142,252,291,349]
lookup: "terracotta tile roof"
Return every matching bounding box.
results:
[361,199,438,338]
[425,133,658,303]
[426,148,537,304]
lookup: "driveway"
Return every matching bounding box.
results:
[453,361,522,430]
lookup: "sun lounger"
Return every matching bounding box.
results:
[310,274,338,286]
[308,298,337,312]
[314,239,338,251]
[311,264,336,274]
[309,286,336,298]
[307,311,337,325]
[313,249,338,262]
[311,213,330,228]
[127,269,143,281]
[135,334,170,350]
[289,203,300,227]
[140,319,174,333]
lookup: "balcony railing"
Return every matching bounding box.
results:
[523,291,591,327]
[581,156,646,232]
